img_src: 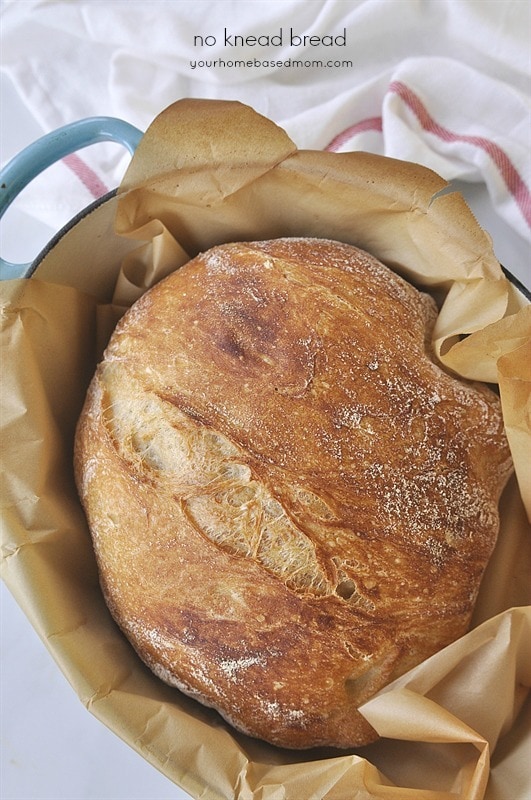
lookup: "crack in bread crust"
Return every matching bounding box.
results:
[100,364,333,596]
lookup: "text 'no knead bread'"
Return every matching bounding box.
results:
[74,237,513,750]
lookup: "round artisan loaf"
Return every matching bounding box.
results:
[74,238,513,749]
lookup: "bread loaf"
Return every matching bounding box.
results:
[74,238,512,749]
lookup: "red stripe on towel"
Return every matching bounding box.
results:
[325,116,383,151]
[389,80,531,227]
[62,153,109,198]
[324,82,530,229]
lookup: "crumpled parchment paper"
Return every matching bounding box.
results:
[1,99,530,800]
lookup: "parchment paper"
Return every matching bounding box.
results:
[1,99,530,800]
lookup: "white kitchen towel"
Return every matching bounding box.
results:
[1,0,530,243]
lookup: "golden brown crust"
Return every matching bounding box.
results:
[74,238,512,749]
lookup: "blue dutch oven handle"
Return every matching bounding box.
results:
[0,116,143,280]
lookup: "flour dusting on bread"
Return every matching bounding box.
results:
[75,238,512,749]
